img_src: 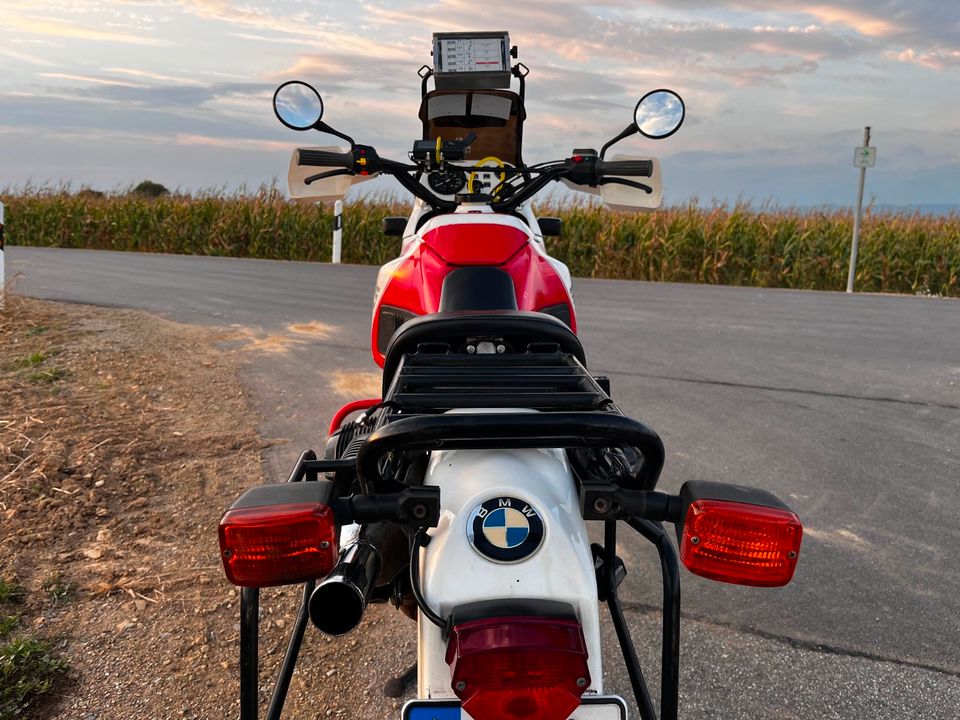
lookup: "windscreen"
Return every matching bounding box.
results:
[420,90,524,166]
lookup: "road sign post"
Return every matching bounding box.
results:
[847,127,875,293]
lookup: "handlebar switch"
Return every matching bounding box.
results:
[564,154,601,186]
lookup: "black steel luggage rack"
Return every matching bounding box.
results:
[380,347,617,413]
[360,347,666,492]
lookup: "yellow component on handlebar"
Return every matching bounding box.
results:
[468,157,506,196]
[436,137,443,165]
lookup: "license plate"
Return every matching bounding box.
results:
[402,696,628,720]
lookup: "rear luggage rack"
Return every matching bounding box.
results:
[364,348,665,492]
[382,349,616,413]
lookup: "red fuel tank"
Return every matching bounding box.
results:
[371,222,576,367]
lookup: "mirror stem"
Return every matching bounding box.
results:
[600,125,637,159]
[313,120,356,149]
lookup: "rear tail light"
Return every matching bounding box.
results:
[680,499,802,587]
[446,616,590,720]
[218,482,338,587]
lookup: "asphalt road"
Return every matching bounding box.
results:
[6,246,960,718]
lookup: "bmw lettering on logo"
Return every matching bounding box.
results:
[468,496,545,563]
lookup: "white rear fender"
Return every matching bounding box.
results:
[416,447,602,698]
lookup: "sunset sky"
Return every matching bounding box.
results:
[1,1,958,205]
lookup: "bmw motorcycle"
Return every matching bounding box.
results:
[217,32,803,720]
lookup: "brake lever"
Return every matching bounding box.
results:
[598,178,653,194]
[304,169,354,185]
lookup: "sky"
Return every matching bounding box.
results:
[1,0,958,206]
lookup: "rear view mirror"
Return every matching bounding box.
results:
[537,217,562,237]
[273,81,324,130]
[633,89,685,140]
[600,88,686,158]
[676,480,802,587]
[383,217,407,237]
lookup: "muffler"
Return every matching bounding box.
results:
[308,541,381,636]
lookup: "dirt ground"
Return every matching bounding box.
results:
[0,296,415,719]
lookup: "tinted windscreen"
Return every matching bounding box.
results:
[421,90,524,165]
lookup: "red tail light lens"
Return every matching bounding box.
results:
[446,616,590,720]
[219,502,338,587]
[680,499,802,587]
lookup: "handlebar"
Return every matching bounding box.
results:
[294,142,654,212]
[298,148,355,169]
[596,159,653,177]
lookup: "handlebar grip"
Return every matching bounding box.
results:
[596,159,654,177]
[297,148,354,169]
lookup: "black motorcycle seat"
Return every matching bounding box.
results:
[381,310,586,396]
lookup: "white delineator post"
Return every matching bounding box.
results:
[0,201,5,308]
[847,126,874,293]
[332,199,343,264]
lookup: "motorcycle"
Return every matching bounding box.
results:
[217,31,803,720]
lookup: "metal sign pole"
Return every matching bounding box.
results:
[847,126,871,293]
[332,200,343,264]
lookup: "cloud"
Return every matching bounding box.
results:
[2,11,167,45]
[0,46,59,67]
[801,4,898,37]
[101,67,208,86]
[38,72,147,88]
[175,133,291,152]
[173,0,341,39]
[890,47,960,71]
[711,59,820,87]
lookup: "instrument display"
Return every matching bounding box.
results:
[432,32,511,90]
[435,36,508,74]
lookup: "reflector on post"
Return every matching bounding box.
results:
[677,481,802,587]
[218,481,339,588]
[446,615,590,720]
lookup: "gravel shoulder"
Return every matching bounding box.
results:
[0,296,419,720]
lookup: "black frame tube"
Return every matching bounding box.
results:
[240,587,259,720]
[266,580,316,720]
[604,521,658,720]
[629,519,681,720]
[358,412,665,490]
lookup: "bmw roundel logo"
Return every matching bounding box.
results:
[467,496,545,563]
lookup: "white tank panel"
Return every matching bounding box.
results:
[416,447,603,698]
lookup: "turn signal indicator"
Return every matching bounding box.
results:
[679,499,802,587]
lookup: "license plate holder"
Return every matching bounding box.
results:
[402,695,628,720]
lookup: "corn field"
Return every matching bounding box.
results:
[3,187,958,296]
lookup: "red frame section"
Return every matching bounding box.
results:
[328,398,381,436]
[370,223,576,367]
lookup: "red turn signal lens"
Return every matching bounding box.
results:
[218,502,338,587]
[680,499,802,587]
[446,616,590,720]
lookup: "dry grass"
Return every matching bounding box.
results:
[3,187,958,296]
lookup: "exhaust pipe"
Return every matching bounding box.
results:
[309,541,381,636]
